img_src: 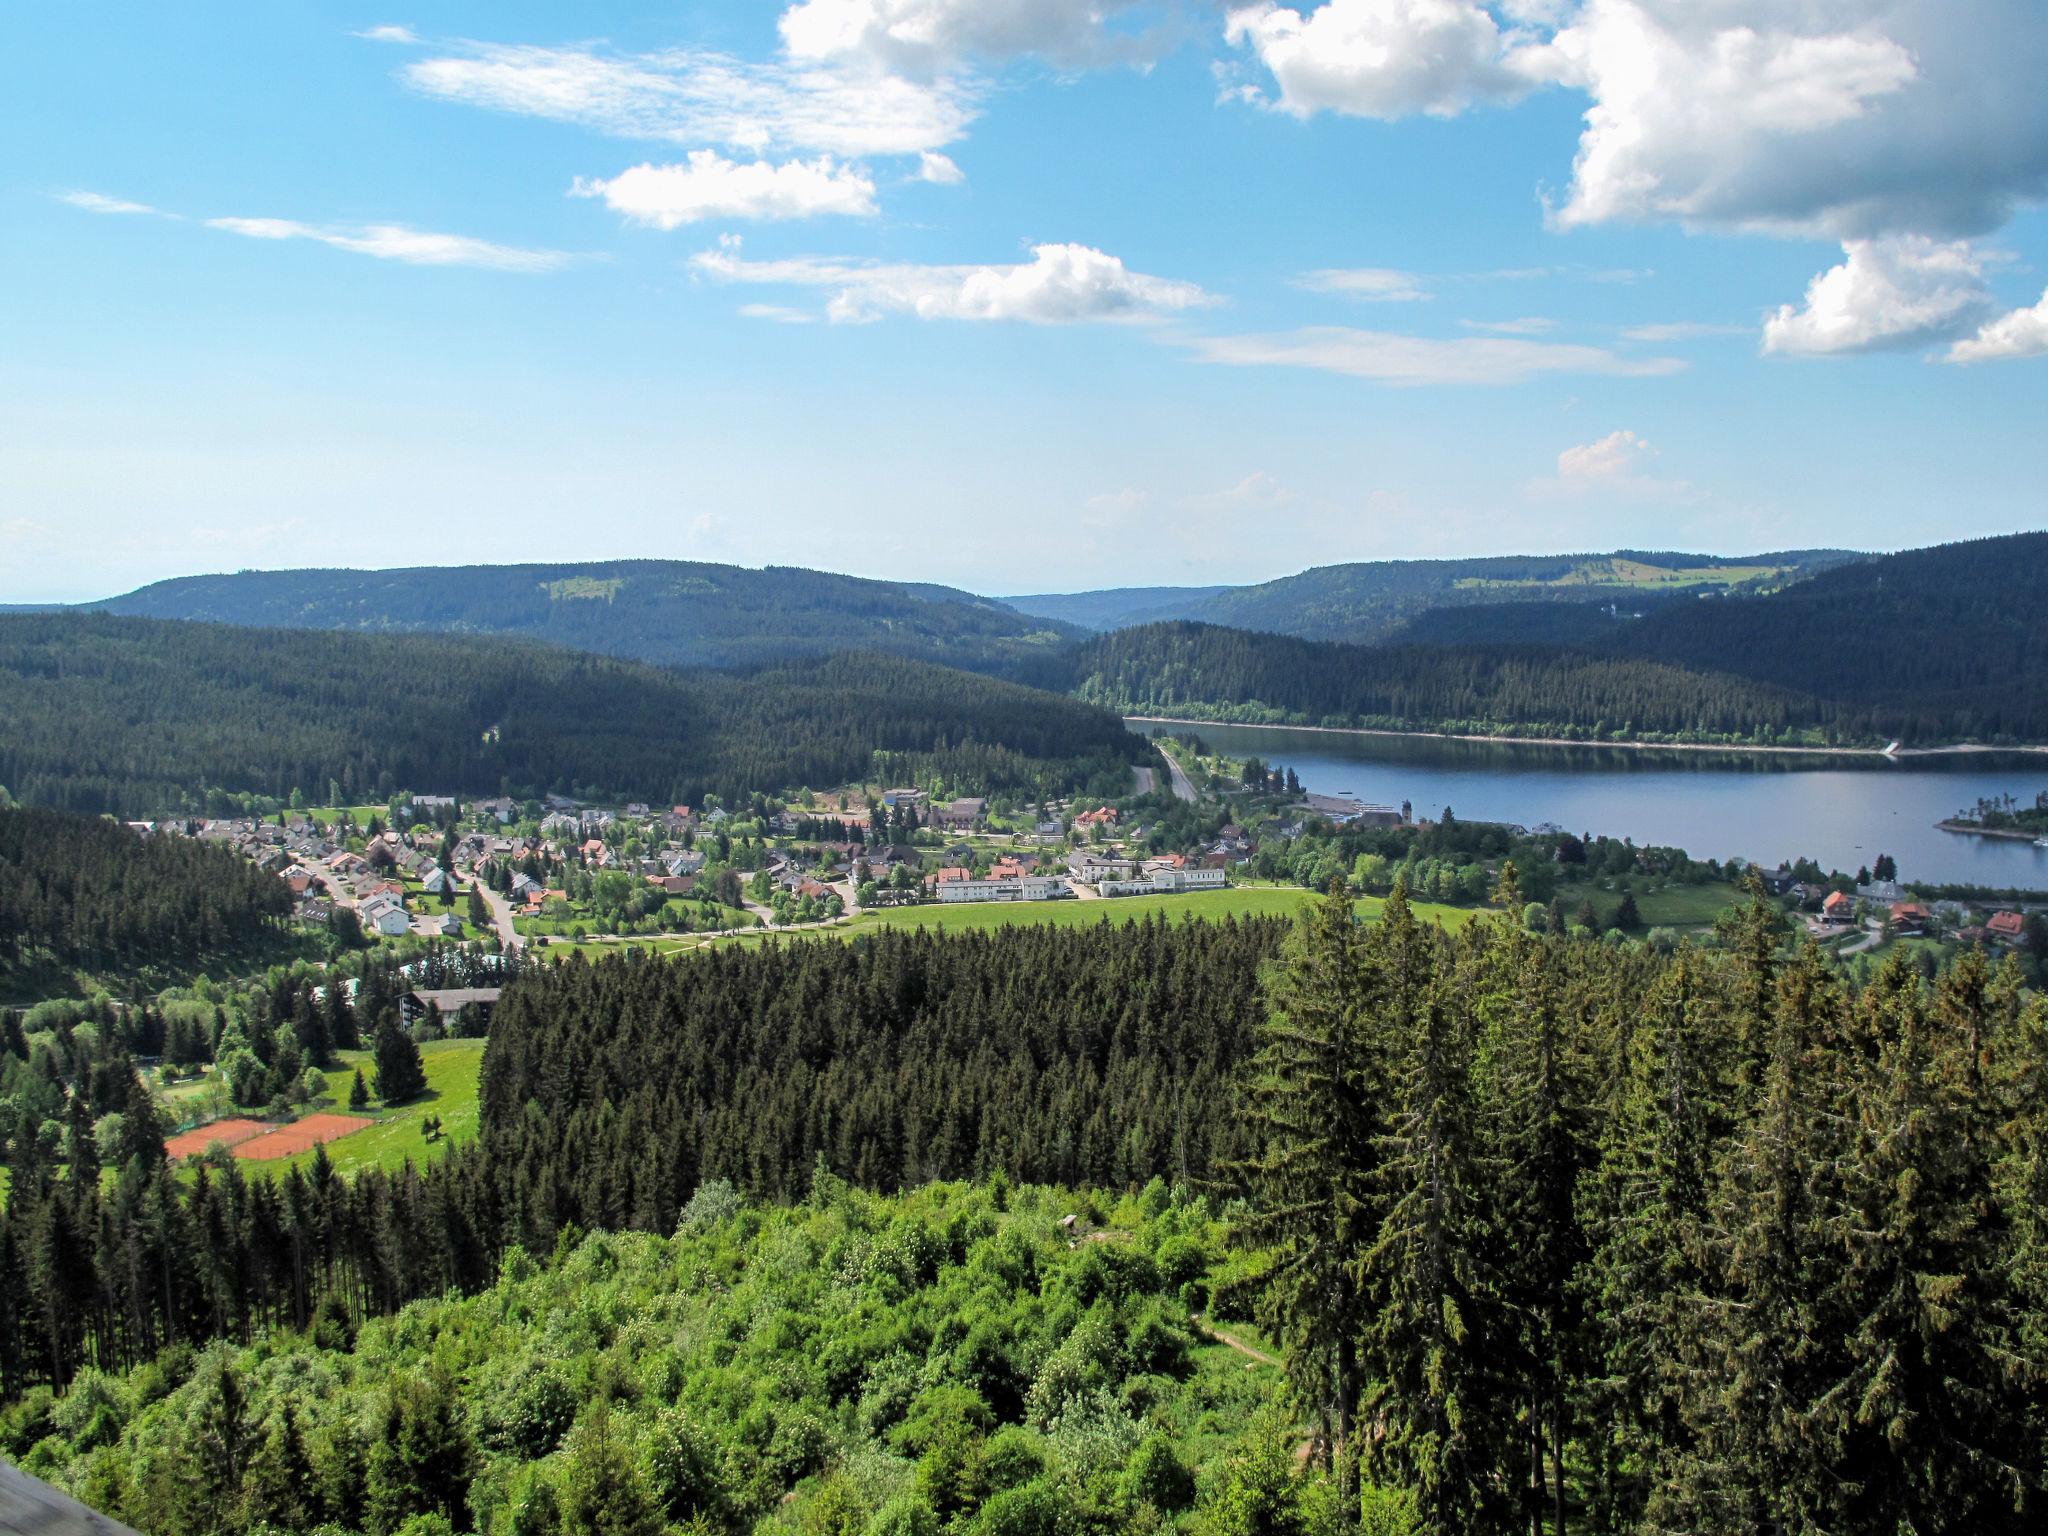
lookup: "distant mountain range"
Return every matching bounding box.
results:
[88,561,1078,672]
[1007,550,1864,641]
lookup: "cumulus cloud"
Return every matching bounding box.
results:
[1761,236,1991,356]
[1532,427,1699,501]
[1224,0,1545,120]
[917,151,966,184]
[778,0,1167,75]
[1186,325,1683,385]
[1538,1,2048,243]
[694,240,1215,323]
[58,190,159,216]
[1557,427,1650,479]
[1946,288,2048,363]
[206,216,569,272]
[572,152,876,227]
[355,24,420,45]
[1299,266,1430,301]
[400,41,975,158]
[738,302,819,324]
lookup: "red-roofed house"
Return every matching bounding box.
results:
[1988,910,2027,944]
[1821,890,1854,924]
[1889,901,1931,934]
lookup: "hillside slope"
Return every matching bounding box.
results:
[0,614,1145,816]
[1049,534,2048,745]
[93,560,1076,671]
[1186,549,1861,643]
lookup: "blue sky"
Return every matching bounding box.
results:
[5,1,2046,602]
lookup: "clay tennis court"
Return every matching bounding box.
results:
[232,1113,375,1160]
[163,1118,271,1158]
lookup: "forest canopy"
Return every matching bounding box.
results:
[0,614,1146,817]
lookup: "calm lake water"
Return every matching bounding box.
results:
[1154,722,2048,891]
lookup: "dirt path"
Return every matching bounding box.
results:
[1196,1316,1278,1367]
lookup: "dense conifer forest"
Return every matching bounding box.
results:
[90,560,1076,672]
[7,890,2047,1532]
[1054,621,1822,743]
[0,614,1145,817]
[0,807,294,977]
[1046,535,2048,744]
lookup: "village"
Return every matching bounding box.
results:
[119,775,1270,956]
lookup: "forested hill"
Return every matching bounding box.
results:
[1620,530,2048,740]
[1002,583,1237,632]
[1011,549,1858,642]
[90,559,1076,671]
[0,614,1145,817]
[1057,621,1823,743]
[1051,534,2048,745]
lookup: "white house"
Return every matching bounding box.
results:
[358,896,411,937]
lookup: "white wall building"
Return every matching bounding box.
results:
[934,875,1067,904]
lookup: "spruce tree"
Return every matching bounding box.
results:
[373,1020,426,1106]
[1233,878,1380,1498]
[349,1068,370,1111]
[1357,915,1503,1536]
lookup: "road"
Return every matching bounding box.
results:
[1132,765,1156,796]
[464,873,524,951]
[1158,745,1199,803]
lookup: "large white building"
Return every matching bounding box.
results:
[934,874,1067,903]
[1098,866,1228,897]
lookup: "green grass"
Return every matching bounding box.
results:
[254,1039,486,1179]
[1455,558,1790,593]
[1553,878,1741,932]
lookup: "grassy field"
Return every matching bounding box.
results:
[1456,557,1790,593]
[253,1038,486,1178]
[1553,878,1742,931]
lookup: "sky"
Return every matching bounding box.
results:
[4,0,2047,602]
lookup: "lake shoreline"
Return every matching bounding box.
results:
[1124,716,2048,762]
[1937,819,2047,843]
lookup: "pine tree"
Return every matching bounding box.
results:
[350,1068,370,1111]
[559,1399,663,1536]
[1480,929,1590,1536]
[373,1020,427,1106]
[1692,943,1856,1534]
[1575,945,1727,1529]
[1831,952,2034,1529]
[1356,912,1503,1536]
[242,1400,320,1531]
[1233,878,1380,1498]
[366,1368,473,1534]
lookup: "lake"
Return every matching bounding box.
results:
[1149,722,2048,891]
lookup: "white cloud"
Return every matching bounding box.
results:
[206,217,569,272]
[1186,325,1684,385]
[1620,321,1747,342]
[1532,426,1699,501]
[1540,1,2048,241]
[1947,287,2048,363]
[1557,427,1649,479]
[1084,487,1152,517]
[1224,0,1545,120]
[572,152,876,228]
[401,42,975,158]
[59,190,159,216]
[738,303,819,324]
[693,241,1215,324]
[1299,266,1430,301]
[917,151,965,184]
[355,24,420,45]
[1459,316,1555,335]
[779,0,1165,75]
[1762,236,1991,356]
